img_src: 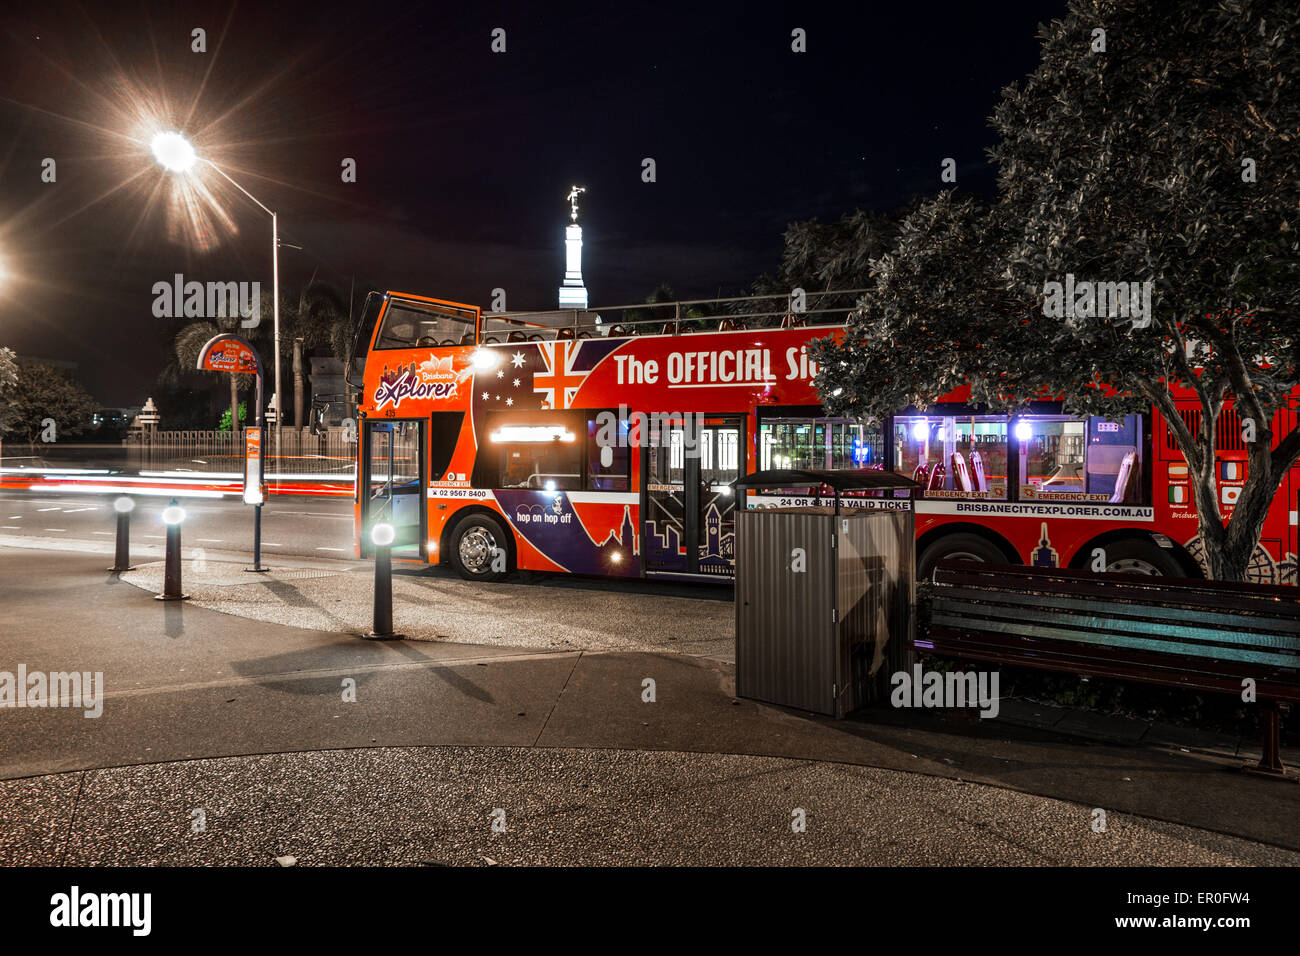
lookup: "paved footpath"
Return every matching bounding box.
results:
[1,546,1298,865]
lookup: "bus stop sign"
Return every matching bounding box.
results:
[244,427,264,505]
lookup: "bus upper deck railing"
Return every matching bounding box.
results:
[475,288,871,343]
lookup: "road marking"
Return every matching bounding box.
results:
[2,525,19,529]
[62,507,96,513]
[263,542,283,547]
[144,535,164,539]
[37,507,61,512]
[93,531,114,535]
[316,547,347,552]
[7,515,20,519]
[43,528,66,532]
[197,538,224,542]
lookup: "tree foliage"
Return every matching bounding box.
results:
[0,347,19,437]
[812,0,1300,581]
[3,359,99,446]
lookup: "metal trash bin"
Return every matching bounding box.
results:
[732,469,919,718]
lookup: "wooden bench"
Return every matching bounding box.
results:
[919,560,1300,776]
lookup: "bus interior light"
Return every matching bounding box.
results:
[490,426,576,443]
[1014,420,1033,442]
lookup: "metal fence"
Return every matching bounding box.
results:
[124,426,357,477]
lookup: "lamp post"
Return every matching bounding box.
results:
[150,131,282,469]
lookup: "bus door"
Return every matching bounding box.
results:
[643,415,744,576]
[362,419,425,559]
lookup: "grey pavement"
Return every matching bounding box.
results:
[4,747,1294,866]
[2,545,1299,864]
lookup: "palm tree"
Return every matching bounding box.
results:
[170,321,252,430]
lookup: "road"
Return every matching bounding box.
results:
[0,490,355,560]
[0,489,735,601]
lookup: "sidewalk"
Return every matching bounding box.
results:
[1,546,1298,861]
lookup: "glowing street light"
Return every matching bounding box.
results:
[150,131,283,463]
[150,131,196,173]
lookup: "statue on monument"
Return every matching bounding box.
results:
[567,185,586,222]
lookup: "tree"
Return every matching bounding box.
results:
[813,0,1300,582]
[745,206,911,326]
[246,278,351,426]
[169,320,250,430]
[0,347,19,439]
[3,359,99,450]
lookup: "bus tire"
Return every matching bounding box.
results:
[1096,537,1184,577]
[917,533,1010,582]
[448,514,513,582]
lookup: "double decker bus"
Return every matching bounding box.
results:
[351,290,1299,585]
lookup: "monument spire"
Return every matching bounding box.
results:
[559,185,589,309]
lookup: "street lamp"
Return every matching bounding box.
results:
[150,130,283,463]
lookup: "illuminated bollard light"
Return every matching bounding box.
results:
[156,499,190,601]
[367,522,402,639]
[108,496,136,573]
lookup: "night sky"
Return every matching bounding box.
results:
[0,0,1065,405]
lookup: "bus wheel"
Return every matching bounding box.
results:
[449,515,512,582]
[917,533,1009,582]
[1096,538,1184,576]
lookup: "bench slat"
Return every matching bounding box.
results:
[922,628,1300,701]
[924,625,1300,682]
[934,563,1300,618]
[931,597,1300,652]
[934,558,1300,600]
[928,611,1300,668]
[935,585,1300,638]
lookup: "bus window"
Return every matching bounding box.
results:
[479,414,583,490]
[894,414,1008,499]
[586,414,631,491]
[374,301,476,350]
[759,419,817,470]
[828,421,880,470]
[1015,414,1144,503]
[758,417,880,471]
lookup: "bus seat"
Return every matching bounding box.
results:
[719,318,746,331]
[576,330,594,339]
[506,330,526,342]
[1109,451,1137,503]
[928,462,946,491]
[417,336,438,347]
[913,464,929,486]
[970,451,987,492]
[780,314,807,329]
[459,333,476,345]
[951,452,973,492]
[527,334,544,341]
[483,335,502,344]
[557,328,575,340]
[660,323,676,335]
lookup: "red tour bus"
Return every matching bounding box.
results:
[352,290,1299,585]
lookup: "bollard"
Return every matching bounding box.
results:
[367,522,402,639]
[156,499,190,601]
[108,496,136,572]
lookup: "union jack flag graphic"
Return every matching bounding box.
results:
[533,341,589,410]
